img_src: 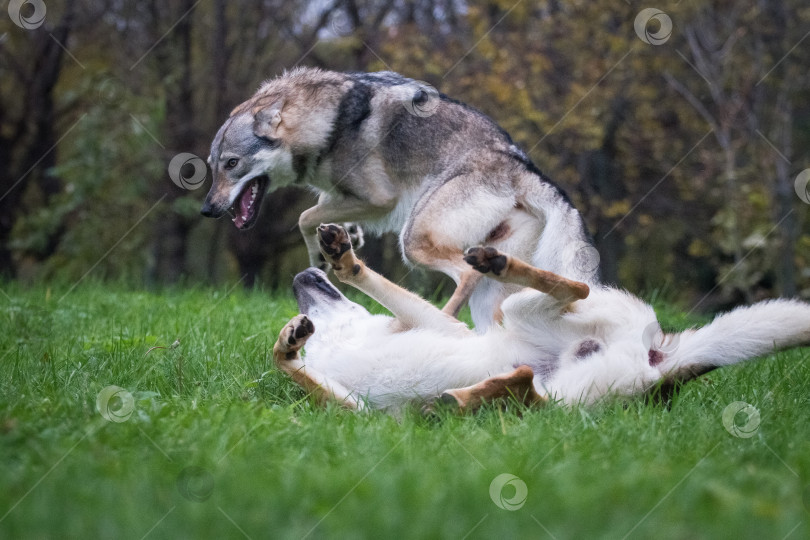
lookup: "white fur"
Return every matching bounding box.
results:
[661,300,810,373]
[362,185,421,238]
[295,276,810,413]
[302,304,521,411]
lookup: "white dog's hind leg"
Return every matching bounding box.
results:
[273,315,364,410]
[439,366,547,412]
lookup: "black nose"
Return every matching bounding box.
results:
[293,268,341,300]
[200,201,216,217]
[293,268,325,287]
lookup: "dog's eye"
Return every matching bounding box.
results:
[224,158,239,170]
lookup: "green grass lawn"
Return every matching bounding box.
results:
[1,283,809,539]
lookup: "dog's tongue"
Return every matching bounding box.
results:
[232,180,255,228]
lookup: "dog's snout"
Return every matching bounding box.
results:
[200,202,216,217]
[293,268,325,287]
[200,196,226,217]
[293,268,342,301]
[201,200,230,218]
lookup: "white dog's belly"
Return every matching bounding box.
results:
[304,328,519,411]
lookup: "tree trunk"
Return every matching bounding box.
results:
[0,142,20,278]
[772,88,797,297]
[204,0,230,283]
[0,6,75,276]
[149,0,196,284]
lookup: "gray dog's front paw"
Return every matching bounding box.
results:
[315,252,332,273]
[343,223,364,250]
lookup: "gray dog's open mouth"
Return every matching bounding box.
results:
[231,175,268,229]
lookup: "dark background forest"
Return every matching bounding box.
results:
[1,0,809,311]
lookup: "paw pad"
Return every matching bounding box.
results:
[317,224,352,260]
[295,316,315,339]
[464,247,507,275]
[284,315,315,349]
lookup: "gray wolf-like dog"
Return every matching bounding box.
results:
[271,224,810,414]
[201,68,596,329]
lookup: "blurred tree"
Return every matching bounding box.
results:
[0,3,78,277]
[1,0,808,308]
[664,0,810,303]
[749,0,810,298]
[147,0,198,284]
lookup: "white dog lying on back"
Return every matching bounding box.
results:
[272,224,810,413]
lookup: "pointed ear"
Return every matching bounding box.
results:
[253,101,284,140]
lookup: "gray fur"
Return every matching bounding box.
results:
[201,68,600,329]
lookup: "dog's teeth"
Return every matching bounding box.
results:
[246,182,257,209]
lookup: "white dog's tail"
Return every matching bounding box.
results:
[660,299,810,382]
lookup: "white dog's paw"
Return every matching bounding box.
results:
[317,223,362,277]
[463,246,508,276]
[277,315,315,358]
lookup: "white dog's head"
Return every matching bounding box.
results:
[291,268,392,372]
[292,268,370,323]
